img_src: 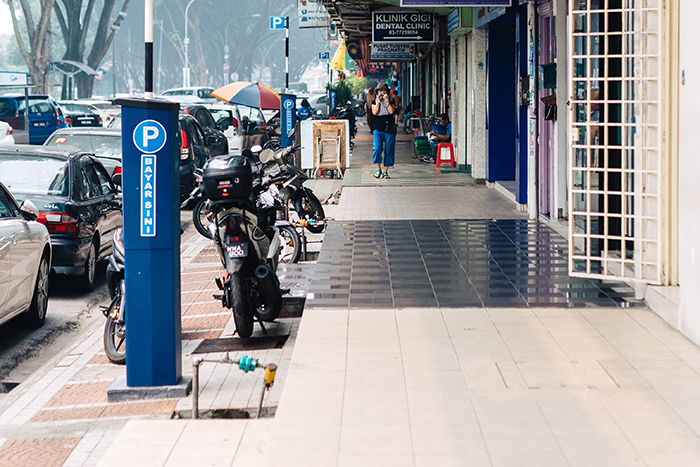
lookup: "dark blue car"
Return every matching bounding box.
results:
[0,146,122,291]
[0,95,68,144]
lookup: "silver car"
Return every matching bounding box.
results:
[0,182,51,328]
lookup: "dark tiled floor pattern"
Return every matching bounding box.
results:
[306,219,645,309]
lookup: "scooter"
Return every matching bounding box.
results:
[262,145,326,234]
[203,151,288,338]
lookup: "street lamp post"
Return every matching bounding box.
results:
[183,0,197,88]
[224,14,260,85]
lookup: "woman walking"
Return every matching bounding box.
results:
[371,83,397,179]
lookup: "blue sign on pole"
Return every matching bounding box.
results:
[114,98,182,388]
[319,52,329,60]
[281,94,296,147]
[329,90,337,112]
[270,16,286,30]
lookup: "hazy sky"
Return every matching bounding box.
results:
[1,4,13,34]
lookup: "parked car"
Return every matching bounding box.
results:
[201,104,244,155]
[306,94,328,115]
[181,104,228,156]
[75,99,120,127]
[0,182,51,327]
[44,127,122,176]
[0,146,123,291]
[58,102,102,127]
[178,114,211,200]
[161,87,215,101]
[0,95,68,144]
[0,121,15,145]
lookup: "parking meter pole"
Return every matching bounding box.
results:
[285,17,289,93]
[114,98,182,387]
[144,0,154,99]
[281,94,296,147]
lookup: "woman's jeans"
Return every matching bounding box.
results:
[372,130,396,167]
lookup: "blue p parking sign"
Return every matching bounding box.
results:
[133,120,166,237]
[133,120,167,154]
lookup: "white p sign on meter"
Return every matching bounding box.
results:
[133,120,167,237]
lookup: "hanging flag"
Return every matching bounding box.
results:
[330,39,346,71]
[346,40,362,60]
[347,39,370,77]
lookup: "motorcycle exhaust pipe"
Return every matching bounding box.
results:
[254,264,278,299]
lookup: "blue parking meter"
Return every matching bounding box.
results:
[114,98,181,387]
[329,90,337,113]
[281,93,296,147]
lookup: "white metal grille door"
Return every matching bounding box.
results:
[569,0,663,283]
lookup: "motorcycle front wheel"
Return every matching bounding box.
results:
[193,198,212,239]
[294,191,325,234]
[103,290,126,365]
[278,225,301,264]
[228,271,254,338]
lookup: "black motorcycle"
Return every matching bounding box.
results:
[203,152,287,338]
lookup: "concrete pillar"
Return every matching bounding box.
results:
[469,28,487,183]
[554,0,569,220]
[452,34,468,169]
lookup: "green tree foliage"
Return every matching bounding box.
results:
[327,79,352,106]
[345,74,368,97]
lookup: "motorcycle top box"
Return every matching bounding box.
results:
[202,155,253,201]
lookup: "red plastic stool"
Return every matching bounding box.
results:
[435,143,456,168]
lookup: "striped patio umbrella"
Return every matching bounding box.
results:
[211,82,280,110]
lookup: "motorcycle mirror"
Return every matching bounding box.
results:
[251,144,263,153]
[112,173,122,187]
[259,148,275,164]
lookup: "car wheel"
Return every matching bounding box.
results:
[80,240,97,292]
[23,254,50,328]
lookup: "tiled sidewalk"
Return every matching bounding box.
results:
[0,232,304,467]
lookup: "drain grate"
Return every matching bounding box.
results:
[173,407,276,419]
[192,335,289,354]
[0,382,20,394]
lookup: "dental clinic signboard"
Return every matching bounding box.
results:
[373,11,435,43]
[400,0,510,5]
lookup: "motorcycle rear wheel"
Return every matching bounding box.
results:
[295,191,325,234]
[228,272,254,338]
[278,225,301,263]
[193,198,212,239]
[103,291,126,365]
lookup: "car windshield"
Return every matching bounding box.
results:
[0,157,69,196]
[46,134,121,158]
[61,104,91,113]
[209,109,233,125]
[17,99,54,114]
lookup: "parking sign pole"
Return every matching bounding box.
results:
[144,0,154,99]
[285,17,289,93]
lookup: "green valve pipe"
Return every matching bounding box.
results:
[238,355,258,373]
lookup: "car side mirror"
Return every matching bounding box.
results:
[19,200,39,222]
[112,172,122,187]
